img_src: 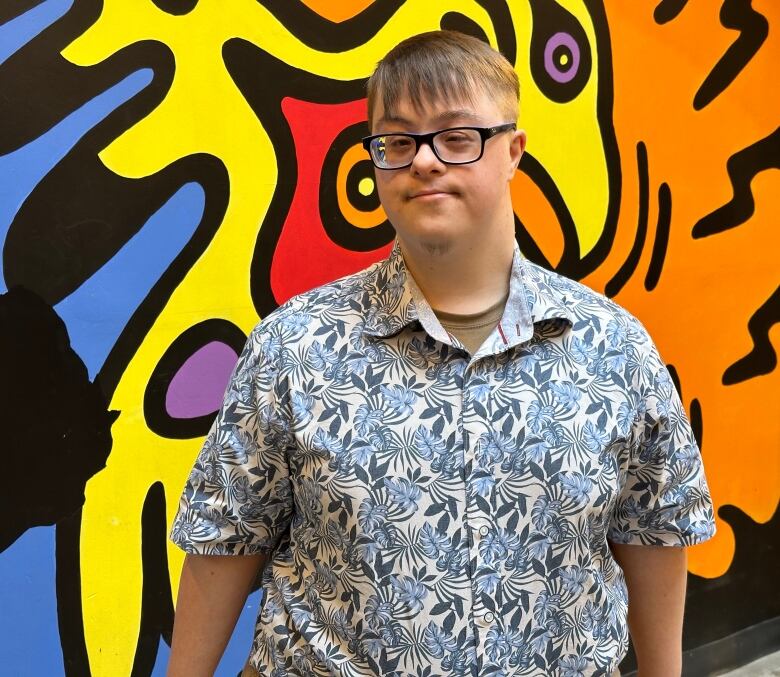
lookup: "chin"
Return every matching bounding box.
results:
[398,225,461,256]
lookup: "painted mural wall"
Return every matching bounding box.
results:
[0,0,777,675]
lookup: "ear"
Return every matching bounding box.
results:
[508,128,527,178]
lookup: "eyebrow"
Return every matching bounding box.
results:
[375,109,484,130]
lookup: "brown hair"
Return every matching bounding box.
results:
[366,30,519,131]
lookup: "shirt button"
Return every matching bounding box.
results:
[484,612,495,623]
[479,526,490,537]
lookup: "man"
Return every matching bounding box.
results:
[168,31,715,676]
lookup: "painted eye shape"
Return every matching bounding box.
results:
[144,319,247,439]
[544,31,581,84]
[319,121,393,248]
[265,98,395,308]
[529,0,592,103]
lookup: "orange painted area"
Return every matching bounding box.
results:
[510,168,566,267]
[593,1,780,577]
[298,0,376,23]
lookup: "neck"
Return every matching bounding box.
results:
[398,226,515,315]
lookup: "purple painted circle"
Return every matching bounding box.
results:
[165,341,239,419]
[544,31,580,84]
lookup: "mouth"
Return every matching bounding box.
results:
[407,190,455,201]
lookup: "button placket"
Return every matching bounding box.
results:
[462,362,499,662]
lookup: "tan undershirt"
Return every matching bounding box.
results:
[433,293,508,356]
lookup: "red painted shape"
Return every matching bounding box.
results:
[271,97,393,304]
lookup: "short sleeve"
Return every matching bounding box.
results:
[607,331,716,547]
[170,323,294,555]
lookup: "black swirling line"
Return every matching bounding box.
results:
[517,151,579,270]
[665,364,703,450]
[0,0,44,25]
[151,0,198,16]
[0,0,111,152]
[667,363,682,397]
[566,0,622,280]
[694,0,768,111]
[254,0,405,52]
[722,286,780,386]
[258,0,517,63]
[130,482,175,677]
[441,11,489,44]
[55,511,91,676]
[653,0,688,25]
[644,182,671,292]
[605,142,649,298]
[444,0,517,64]
[100,154,229,405]
[689,397,703,450]
[693,127,780,239]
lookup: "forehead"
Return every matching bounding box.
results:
[372,88,500,131]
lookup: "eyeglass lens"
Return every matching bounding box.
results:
[372,128,483,168]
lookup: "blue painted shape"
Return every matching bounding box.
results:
[150,589,262,676]
[0,526,64,675]
[55,182,206,379]
[151,635,170,677]
[0,67,154,290]
[217,589,262,676]
[0,0,74,67]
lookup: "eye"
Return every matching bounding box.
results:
[529,0,592,103]
[440,131,471,144]
[386,136,413,150]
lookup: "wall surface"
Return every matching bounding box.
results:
[0,0,778,675]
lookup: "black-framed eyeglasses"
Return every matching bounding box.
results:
[361,123,517,170]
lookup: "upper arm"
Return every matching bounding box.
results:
[170,323,295,556]
[607,329,715,548]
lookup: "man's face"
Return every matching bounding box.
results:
[370,88,526,255]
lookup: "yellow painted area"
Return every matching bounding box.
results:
[63,0,496,86]
[508,0,610,256]
[358,177,375,196]
[560,53,569,66]
[62,1,499,674]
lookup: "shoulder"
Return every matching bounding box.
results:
[246,257,388,345]
[522,259,653,343]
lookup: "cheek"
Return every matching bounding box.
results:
[375,175,400,211]
[464,178,502,209]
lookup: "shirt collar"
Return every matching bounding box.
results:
[362,240,574,352]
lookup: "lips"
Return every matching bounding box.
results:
[408,189,455,200]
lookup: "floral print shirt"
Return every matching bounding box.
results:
[171,241,715,676]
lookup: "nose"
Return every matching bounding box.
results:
[409,139,444,174]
